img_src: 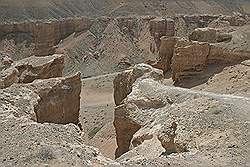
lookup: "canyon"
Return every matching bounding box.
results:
[0,1,250,167]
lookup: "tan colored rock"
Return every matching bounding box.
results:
[0,52,13,69]
[0,67,19,89]
[208,45,250,63]
[149,18,175,49]
[113,64,163,106]
[171,41,210,82]
[27,72,81,124]
[113,64,163,158]
[189,28,232,43]
[14,54,64,83]
[0,74,117,167]
[113,67,250,166]
[0,17,93,56]
[152,36,179,72]
[0,54,64,89]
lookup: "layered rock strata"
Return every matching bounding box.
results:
[0,17,93,56]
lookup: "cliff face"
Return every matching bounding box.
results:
[0,17,93,56]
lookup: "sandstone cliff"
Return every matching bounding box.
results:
[0,17,93,56]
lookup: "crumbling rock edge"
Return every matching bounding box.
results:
[113,64,249,167]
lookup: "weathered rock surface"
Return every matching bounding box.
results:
[113,64,163,158]
[172,41,210,82]
[113,65,250,167]
[0,67,19,89]
[0,73,81,124]
[0,118,116,167]
[189,28,232,43]
[152,36,179,72]
[0,72,118,166]
[0,54,64,89]
[149,18,175,50]
[208,45,250,63]
[0,52,18,88]
[154,25,250,82]
[0,18,93,56]
[113,64,163,106]
[27,73,81,124]
[14,54,64,83]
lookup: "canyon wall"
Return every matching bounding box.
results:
[0,17,93,56]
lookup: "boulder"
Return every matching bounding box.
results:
[27,72,82,124]
[0,72,81,124]
[14,54,64,83]
[113,64,163,106]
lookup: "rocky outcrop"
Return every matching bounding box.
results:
[113,64,163,158]
[0,67,19,89]
[14,54,64,83]
[0,54,64,88]
[0,53,18,88]
[172,41,210,82]
[0,72,81,124]
[113,65,250,167]
[152,36,179,72]
[27,73,81,124]
[189,28,232,43]
[0,17,93,56]
[113,64,163,106]
[0,73,118,166]
[208,45,250,63]
[149,18,175,49]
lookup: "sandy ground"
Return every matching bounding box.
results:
[79,72,120,159]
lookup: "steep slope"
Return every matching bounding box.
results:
[0,0,248,23]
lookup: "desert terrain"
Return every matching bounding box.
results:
[0,0,250,167]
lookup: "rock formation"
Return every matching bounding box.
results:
[113,64,163,158]
[189,28,232,43]
[0,73,118,166]
[27,73,81,124]
[152,36,179,72]
[149,18,175,50]
[0,18,93,56]
[171,41,210,82]
[0,54,64,88]
[113,64,250,167]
